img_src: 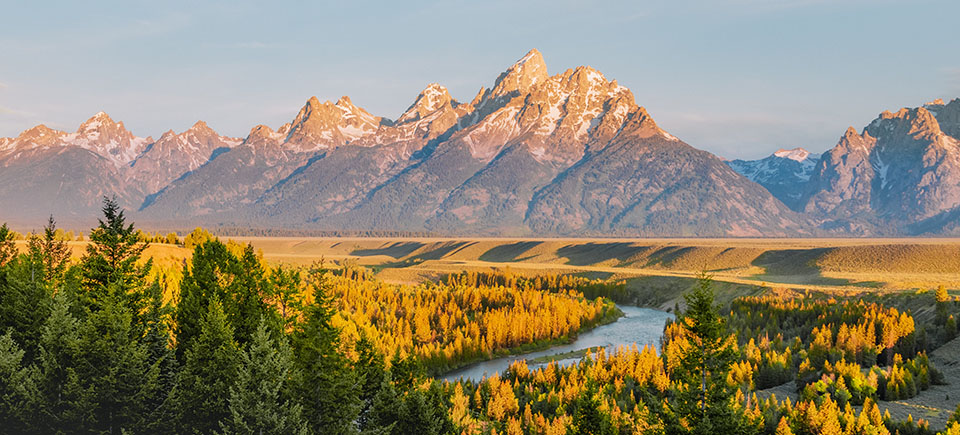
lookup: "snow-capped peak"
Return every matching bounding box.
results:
[773,148,812,162]
[283,95,381,150]
[64,112,151,166]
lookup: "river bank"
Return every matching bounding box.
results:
[440,305,674,382]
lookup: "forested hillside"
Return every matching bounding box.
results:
[1,201,959,434]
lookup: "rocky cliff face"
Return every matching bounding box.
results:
[801,101,960,234]
[130,121,241,194]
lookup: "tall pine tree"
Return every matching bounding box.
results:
[175,239,273,360]
[291,265,361,434]
[220,319,308,435]
[662,274,755,435]
[175,299,241,434]
[27,216,71,287]
[79,196,152,312]
[0,223,17,267]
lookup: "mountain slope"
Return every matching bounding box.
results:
[525,109,804,236]
[727,148,820,211]
[242,50,807,236]
[802,100,960,234]
[130,121,241,194]
[0,116,152,219]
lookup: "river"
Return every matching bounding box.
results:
[440,305,674,382]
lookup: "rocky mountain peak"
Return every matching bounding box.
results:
[866,107,942,141]
[64,112,151,165]
[398,83,456,123]
[333,96,381,139]
[78,111,115,131]
[490,49,548,99]
[16,124,63,141]
[728,147,821,211]
[925,98,960,139]
[188,120,212,132]
[246,124,283,144]
[284,95,380,151]
[0,124,66,154]
[455,52,653,162]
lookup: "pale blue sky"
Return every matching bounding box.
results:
[1,0,957,159]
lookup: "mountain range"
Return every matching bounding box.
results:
[2,50,958,236]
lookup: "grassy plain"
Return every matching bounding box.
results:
[25,237,960,306]
[219,237,960,308]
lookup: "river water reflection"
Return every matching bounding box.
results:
[441,305,674,382]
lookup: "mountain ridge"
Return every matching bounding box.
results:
[1,50,957,235]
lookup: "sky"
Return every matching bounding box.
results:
[1,0,958,159]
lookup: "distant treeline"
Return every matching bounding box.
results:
[445,269,631,303]
[185,226,439,238]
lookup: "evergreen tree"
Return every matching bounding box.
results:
[220,319,308,435]
[291,265,361,434]
[662,273,755,435]
[33,291,86,433]
[355,334,388,430]
[139,280,179,433]
[0,223,18,267]
[389,348,424,394]
[79,196,152,311]
[0,331,40,432]
[570,389,616,435]
[394,388,445,435]
[0,257,54,362]
[231,244,274,345]
[176,239,273,359]
[269,265,305,331]
[27,215,71,286]
[363,377,400,434]
[175,299,241,434]
[69,290,162,433]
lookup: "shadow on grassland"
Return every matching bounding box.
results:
[352,241,425,259]
[478,241,543,262]
[556,242,639,266]
[371,241,475,269]
[749,248,850,286]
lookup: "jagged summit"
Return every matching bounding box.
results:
[398,83,457,123]
[802,99,960,233]
[282,96,381,151]
[189,120,210,130]
[490,49,548,98]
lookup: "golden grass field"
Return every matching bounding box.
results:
[225,236,960,282]
[28,237,960,308]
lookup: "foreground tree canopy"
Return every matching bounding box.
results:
[0,198,958,434]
